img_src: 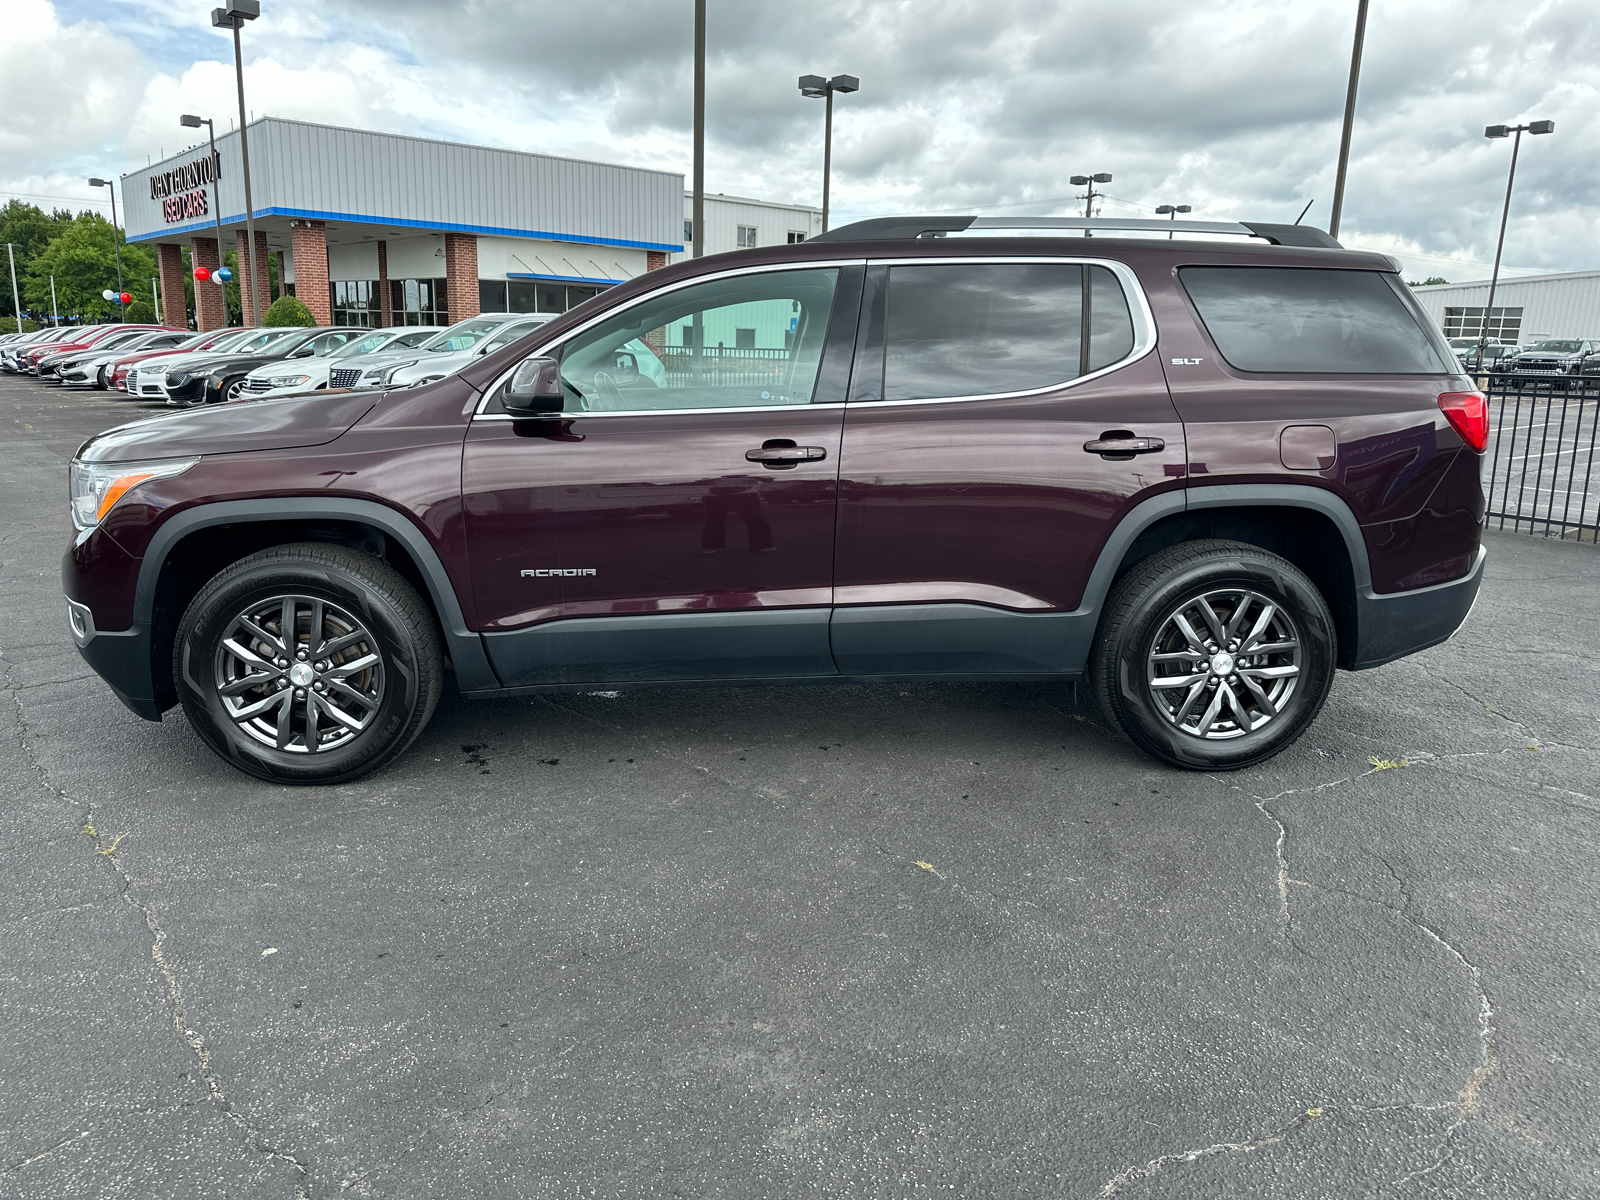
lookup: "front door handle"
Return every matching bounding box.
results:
[746,445,827,465]
[1083,433,1165,459]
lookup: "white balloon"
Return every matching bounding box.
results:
[102,289,116,301]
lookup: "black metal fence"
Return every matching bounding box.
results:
[1481,373,1600,544]
[657,346,791,389]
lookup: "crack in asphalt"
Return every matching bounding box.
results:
[1094,1107,1323,1196]
[2,648,315,1198]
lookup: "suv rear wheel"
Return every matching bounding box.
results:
[173,543,443,784]
[1090,540,1336,771]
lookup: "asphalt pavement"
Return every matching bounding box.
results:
[2,374,1597,1199]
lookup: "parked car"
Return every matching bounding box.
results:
[239,325,444,399]
[63,216,1487,783]
[3,326,96,372]
[27,325,165,377]
[1495,338,1600,376]
[335,313,559,390]
[56,329,192,388]
[162,326,365,406]
[109,328,255,395]
[126,328,270,399]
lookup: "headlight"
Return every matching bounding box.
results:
[69,456,200,531]
[265,374,312,387]
[375,360,418,385]
[166,371,191,387]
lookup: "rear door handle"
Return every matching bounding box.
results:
[1083,434,1165,457]
[746,445,827,464]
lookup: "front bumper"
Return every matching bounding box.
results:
[66,597,165,721]
[1349,545,1486,670]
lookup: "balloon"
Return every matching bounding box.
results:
[102,289,116,301]
[214,266,234,283]
[193,266,211,282]
[119,292,132,305]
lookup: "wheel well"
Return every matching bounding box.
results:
[1112,507,1359,668]
[148,519,445,708]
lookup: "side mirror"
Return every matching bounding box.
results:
[503,356,565,417]
[291,347,314,357]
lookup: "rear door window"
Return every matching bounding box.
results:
[880,262,1135,402]
[1180,267,1449,374]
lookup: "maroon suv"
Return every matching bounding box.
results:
[63,216,1487,783]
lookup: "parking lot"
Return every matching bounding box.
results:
[3,376,1597,1198]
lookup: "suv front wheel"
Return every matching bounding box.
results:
[1091,540,1336,771]
[174,543,443,784]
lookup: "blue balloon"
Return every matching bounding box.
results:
[214,266,234,283]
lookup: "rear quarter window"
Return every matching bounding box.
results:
[1180,267,1449,374]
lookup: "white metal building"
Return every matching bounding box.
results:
[120,117,820,331]
[1410,270,1600,344]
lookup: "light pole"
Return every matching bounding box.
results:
[692,0,705,259]
[88,176,125,319]
[49,276,59,325]
[212,1,261,322]
[5,243,20,334]
[151,278,162,324]
[1475,119,1554,372]
[1069,173,1112,235]
[799,73,859,233]
[1156,203,1192,239]
[1328,0,1370,240]
[181,113,230,325]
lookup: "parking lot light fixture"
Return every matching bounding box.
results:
[181,113,231,325]
[212,1,261,323]
[1155,203,1192,239]
[799,72,859,232]
[88,177,125,318]
[1476,118,1554,372]
[1069,173,1113,234]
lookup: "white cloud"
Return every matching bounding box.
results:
[8,0,1599,286]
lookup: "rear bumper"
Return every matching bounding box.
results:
[1349,545,1485,670]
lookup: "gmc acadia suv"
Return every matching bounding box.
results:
[63,216,1487,784]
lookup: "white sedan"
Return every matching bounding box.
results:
[239,325,444,398]
[340,313,561,390]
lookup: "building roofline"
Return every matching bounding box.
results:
[123,114,685,186]
[1412,267,1600,291]
[684,190,822,215]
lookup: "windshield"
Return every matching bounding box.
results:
[420,318,519,353]
[174,330,222,350]
[1525,340,1582,353]
[227,329,304,354]
[329,332,402,359]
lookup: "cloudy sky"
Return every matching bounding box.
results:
[5,0,1595,282]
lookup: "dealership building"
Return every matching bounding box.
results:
[121,117,822,330]
[1411,269,1600,344]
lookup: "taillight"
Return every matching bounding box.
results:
[1438,391,1488,453]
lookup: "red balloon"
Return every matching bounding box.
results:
[119,292,132,305]
[193,267,211,282]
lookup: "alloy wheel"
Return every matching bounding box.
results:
[1146,587,1301,739]
[213,594,385,753]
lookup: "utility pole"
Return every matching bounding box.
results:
[1328,0,1370,239]
[5,243,20,334]
[692,0,705,259]
[1070,173,1112,234]
[49,276,59,325]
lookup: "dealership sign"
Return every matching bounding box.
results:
[150,151,221,224]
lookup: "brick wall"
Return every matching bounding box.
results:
[290,221,331,326]
[236,229,271,323]
[647,250,669,271]
[377,241,392,326]
[156,243,189,329]
[190,237,225,331]
[444,233,479,322]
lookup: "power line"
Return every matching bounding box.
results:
[0,189,113,207]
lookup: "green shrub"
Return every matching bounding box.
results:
[262,295,316,327]
[6,317,39,333]
[124,300,156,323]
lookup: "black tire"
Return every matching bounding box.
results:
[1090,539,1337,771]
[219,376,247,403]
[174,543,443,784]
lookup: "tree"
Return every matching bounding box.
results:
[124,300,157,323]
[0,200,73,322]
[261,295,315,326]
[1407,276,1449,287]
[22,212,156,321]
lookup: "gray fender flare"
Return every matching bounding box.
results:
[134,497,498,691]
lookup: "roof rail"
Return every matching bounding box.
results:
[808,215,1342,249]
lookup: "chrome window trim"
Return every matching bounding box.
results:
[474,259,868,418]
[857,255,1156,407]
[474,402,847,422]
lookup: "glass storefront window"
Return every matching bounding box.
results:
[389,277,449,326]
[331,279,380,328]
